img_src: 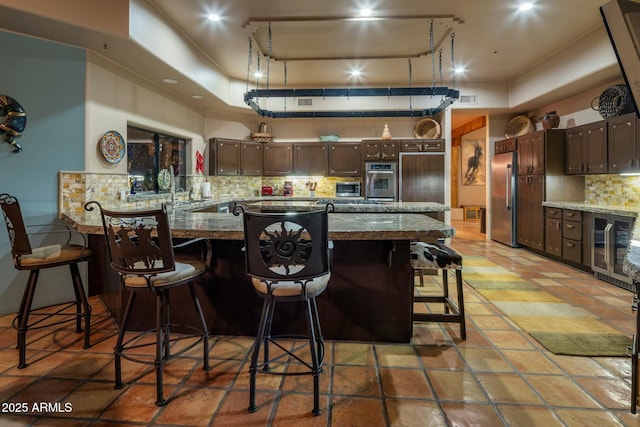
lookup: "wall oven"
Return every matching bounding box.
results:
[365,162,397,201]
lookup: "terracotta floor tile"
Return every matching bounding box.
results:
[427,370,487,402]
[272,393,329,426]
[574,377,632,409]
[99,384,164,423]
[47,353,112,379]
[457,347,514,372]
[379,367,432,399]
[210,335,254,360]
[211,389,275,426]
[554,408,627,427]
[332,365,380,397]
[374,344,420,368]
[60,380,124,419]
[385,398,446,427]
[330,396,387,427]
[416,345,466,370]
[470,315,516,331]
[441,402,504,427]
[154,386,225,425]
[475,373,543,405]
[500,349,563,375]
[483,330,537,350]
[497,404,564,426]
[187,357,243,388]
[548,355,618,378]
[333,342,374,366]
[281,361,330,394]
[525,375,602,408]
[233,359,286,390]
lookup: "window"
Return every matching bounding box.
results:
[126,125,186,193]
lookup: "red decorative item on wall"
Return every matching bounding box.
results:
[195,150,204,174]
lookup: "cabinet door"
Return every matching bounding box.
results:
[216,139,241,176]
[529,175,545,250]
[263,143,292,175]
[293,143,328,175]
[362,140,381,160]
[329,143,361,176]
[517,136,531,175]
[545,217,562,256]
[422,139,445,152]
[516,176,530,246]
[241,141,263,176]
[380,141,398,160]
[608,113,638,173]
[399,140,422,152]
[529,132,545,175]
[583,121,607,173]
[565,127,584,174]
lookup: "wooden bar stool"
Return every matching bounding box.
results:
[410,241,466,340]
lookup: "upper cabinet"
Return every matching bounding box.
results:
[263,143,293,176]
[241,141,263,176]
[293,143,328,175]
[329,143,361,176]
[362,140,398,161]
[565,120,607,175]
[399,139,444,153]
[209,138,241,176]
[608,113,640,173]
[518,132,545,175]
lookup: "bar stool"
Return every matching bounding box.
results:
[0,193,92,368]
[234,203,334,415]
[85,201,211,406]
[410,241,466,340]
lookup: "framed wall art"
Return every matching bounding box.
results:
[461,139,486,186]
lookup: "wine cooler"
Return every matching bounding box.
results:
[592,214,635,291]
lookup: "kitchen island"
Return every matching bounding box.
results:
[63,207,454,342]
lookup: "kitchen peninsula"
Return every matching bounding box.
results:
[63,202,453,342]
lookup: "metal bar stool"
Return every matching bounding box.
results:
[410,241,466,340]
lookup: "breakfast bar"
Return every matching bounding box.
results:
[63,206,454,342]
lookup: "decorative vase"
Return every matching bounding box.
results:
[540,111,560,129]
[381,123,392,139]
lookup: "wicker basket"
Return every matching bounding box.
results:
[250,132,273,143]
[413,117,441,139]
[592,84,635,119]
[505,115,534,138]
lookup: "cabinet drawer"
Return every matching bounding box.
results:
[562,238,582,264]
[563,220,582,241]
[562,209,582,222]
[545,207,562,219]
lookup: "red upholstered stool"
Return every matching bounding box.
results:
[410,241,466,340]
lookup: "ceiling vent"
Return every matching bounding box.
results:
[298,98,313,106]
[459,94,477,104]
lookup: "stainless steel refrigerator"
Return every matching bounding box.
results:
[491,151,519,247]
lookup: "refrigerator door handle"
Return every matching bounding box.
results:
[604,223,613,269]
[505,164,512,210]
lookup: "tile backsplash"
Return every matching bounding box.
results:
[585,175,640,208]
[59,172,361,217]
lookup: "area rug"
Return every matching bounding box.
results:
[461,256,632,357]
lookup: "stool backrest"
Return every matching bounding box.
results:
[85,201,175,276]
[235,204,333,283]
[0,193,32,255]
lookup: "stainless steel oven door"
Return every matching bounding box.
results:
[365,163,397,200]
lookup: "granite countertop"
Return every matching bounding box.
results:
[238,199,449,213]
[541,201,639,217]
[63,210,454,241]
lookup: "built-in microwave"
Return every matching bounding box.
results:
[335,182,361,197]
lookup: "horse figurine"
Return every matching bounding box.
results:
[0,95,27,153]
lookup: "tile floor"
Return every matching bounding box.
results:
[0,220,639,426]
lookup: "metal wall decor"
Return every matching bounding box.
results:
[244,21,460,119]
[0,95,27,152]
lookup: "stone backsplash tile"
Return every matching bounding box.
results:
[585,175,640,208]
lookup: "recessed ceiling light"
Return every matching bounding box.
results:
[359,8,372,17]
[191,95,204,99]
[518,2,533,12]
[254,71,263,78]
[207,14,221,22]
[162,78,178,84]
[350,70,362,77]
[453,66,466,74]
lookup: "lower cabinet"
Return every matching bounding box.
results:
[517,175,544,250]
[543,207,590,269]
[544,207,562,257]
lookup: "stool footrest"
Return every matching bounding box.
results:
[413,312,463,323]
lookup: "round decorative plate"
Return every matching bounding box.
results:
[158,168,172,190]
[100,130,125,163]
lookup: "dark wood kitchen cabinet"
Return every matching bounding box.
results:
[562,209,583,265]
[517,132,545,175]
[544,207,562,257]
[209,138,240,176]
[609,112,640,173]
[241,141,263,176]
[362,140,398,161]
[565,120,607,174]
[399,139,444,152]
[329,143,361,176]
[263,143,293,175]
[518,174,545,250]
[293,143,328,175]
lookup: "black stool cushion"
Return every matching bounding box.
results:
[410,241,462,270]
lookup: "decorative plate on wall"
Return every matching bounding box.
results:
[100,130,125,163]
